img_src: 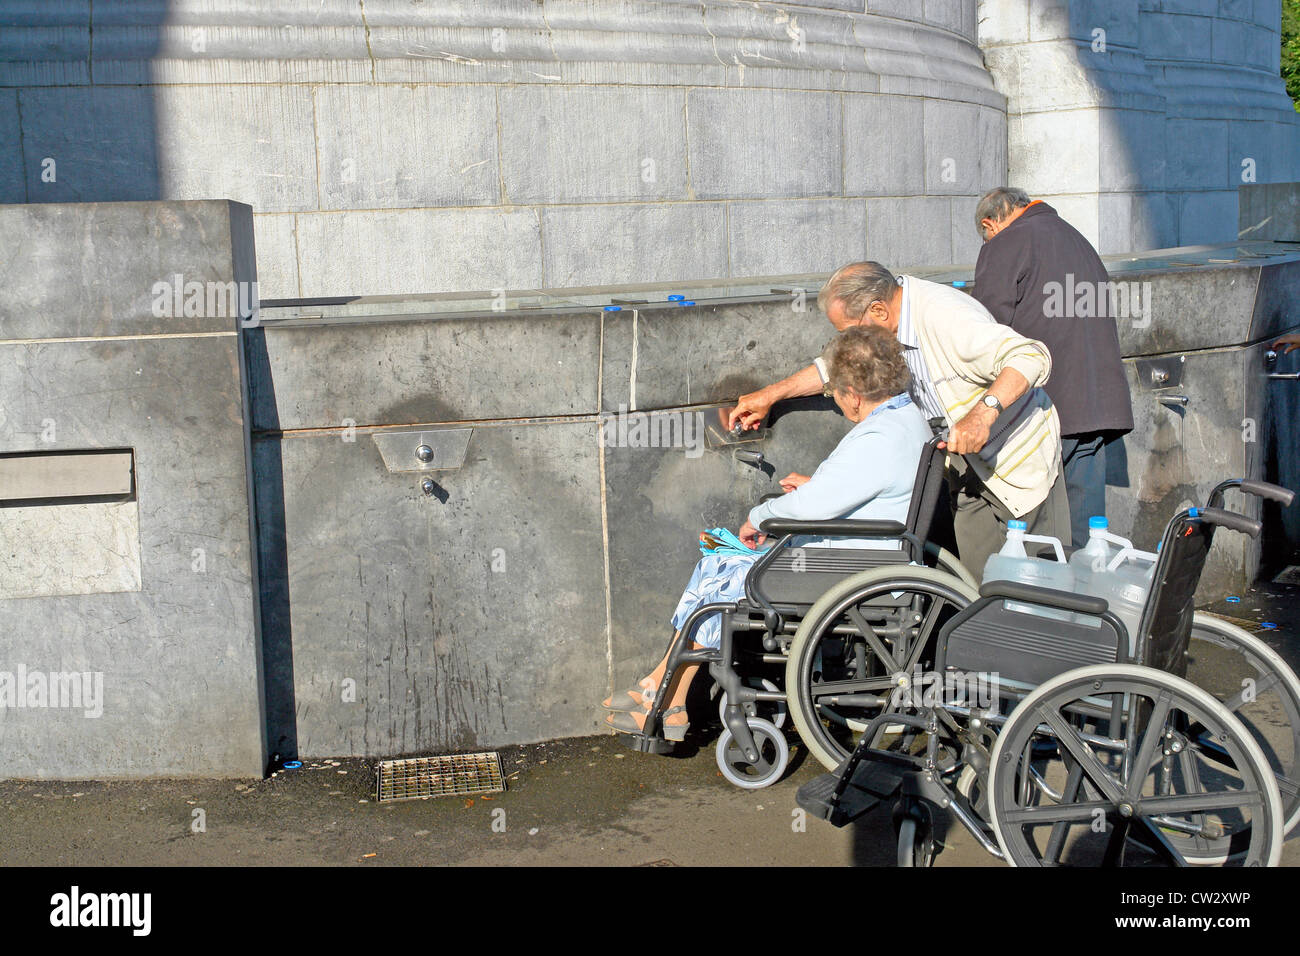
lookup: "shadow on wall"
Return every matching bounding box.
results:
[2,5,161,204]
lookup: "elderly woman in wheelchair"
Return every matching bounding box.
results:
[601,325,932,761]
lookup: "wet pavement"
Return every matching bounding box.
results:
[3,578,1300,868]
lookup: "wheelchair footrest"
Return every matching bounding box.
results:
[797,753,914,827]
[624,733,675,755]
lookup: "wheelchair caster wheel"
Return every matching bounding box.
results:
[715,717,789,790]
[893,802,935,868]
[719,678,787,730]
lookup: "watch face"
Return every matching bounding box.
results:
[983,395,1000,409]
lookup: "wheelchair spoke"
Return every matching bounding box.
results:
[1000,799,1113,825]
[1126,690,1173,801]
[1138,789,1265,816]
[1042,710,1126,804]
[845,606,900,672]
[1221,670,1281,714]
[809,676,896,698]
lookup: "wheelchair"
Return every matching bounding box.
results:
[793,477,1300,867]
[625,436,977,788]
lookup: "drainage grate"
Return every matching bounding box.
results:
[376,752,505,802]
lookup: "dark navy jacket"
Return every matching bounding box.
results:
[972,202,1134,437]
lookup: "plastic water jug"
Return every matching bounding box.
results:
[1067,516,1132,595]
[982,520,1075,622]
[1093,547,1158,654]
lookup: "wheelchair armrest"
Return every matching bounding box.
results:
[759,493,784,503]
[978,581,1109,616]
[758,518,907,537]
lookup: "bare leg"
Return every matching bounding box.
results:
[603,631,703,731]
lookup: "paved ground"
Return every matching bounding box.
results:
[3,580,1299,868]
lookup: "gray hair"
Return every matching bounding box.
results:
[820,325,910,403]
[975,187,1032,235]
[816,261,900,321]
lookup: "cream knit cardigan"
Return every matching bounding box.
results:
[902,276,1063,518]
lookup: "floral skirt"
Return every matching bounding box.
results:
[670,551,761,650]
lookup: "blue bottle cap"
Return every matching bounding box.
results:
[603,305,622,312]
[1007,520,1027,530]
[667,294,685,301]
[1088,516,1108,529]
[1261,622,1278,630]
[282,760,302,770]
[1225,596,1241,603]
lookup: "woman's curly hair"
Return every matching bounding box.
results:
[821,325,911,403]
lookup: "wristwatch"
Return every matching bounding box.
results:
[981,393,1003,415]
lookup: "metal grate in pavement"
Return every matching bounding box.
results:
[376,752,504,802]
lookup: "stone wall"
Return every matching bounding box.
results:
[0,200,266,778]
[979,0,1300,253]
[0,0,1004,298]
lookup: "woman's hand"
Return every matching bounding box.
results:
[779,472,811,493]
[738,518,766,550]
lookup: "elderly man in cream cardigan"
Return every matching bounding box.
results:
[729,260,1069,576]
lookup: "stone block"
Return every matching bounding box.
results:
[314,84,499,210]
[923,99,985,195]
[1140,11,1214,62]
[247,308,603,431]
[252,213,300,301]
[687,88,841,200]
[1099,109,1167,192]
[727,199,866,277]
[153,84,318,211]
[18,87,160,202]
[1167,118,1228,190]
[541,203,727,288]
[950,195,982,264]
[1176,189,1239,245]
[866,195,954,269]
[0,200,255,339]
[1009,109,1101,196]
[0,91,23,203]
[843,94,924,196]
[293,207,543,297]
[499,85,687,204]
[0,333,263,778]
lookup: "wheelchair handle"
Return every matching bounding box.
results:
[1239,479,1295,507]
[1194,507,1262,538]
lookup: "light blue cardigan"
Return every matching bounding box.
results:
[747,393,931,549]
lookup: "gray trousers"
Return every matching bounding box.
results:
[947,455,1072,579]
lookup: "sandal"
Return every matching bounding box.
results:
[605,706,689,742]
[602,679,656,712]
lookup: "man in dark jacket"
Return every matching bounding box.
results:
[972,187,1134,549]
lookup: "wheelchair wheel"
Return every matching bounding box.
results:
[893,799,935,868]
[988,663,1284,867]
[785,566,979,772]
[718,677,787,730]
[715,717,789,790]
[1188,612,1300,834]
